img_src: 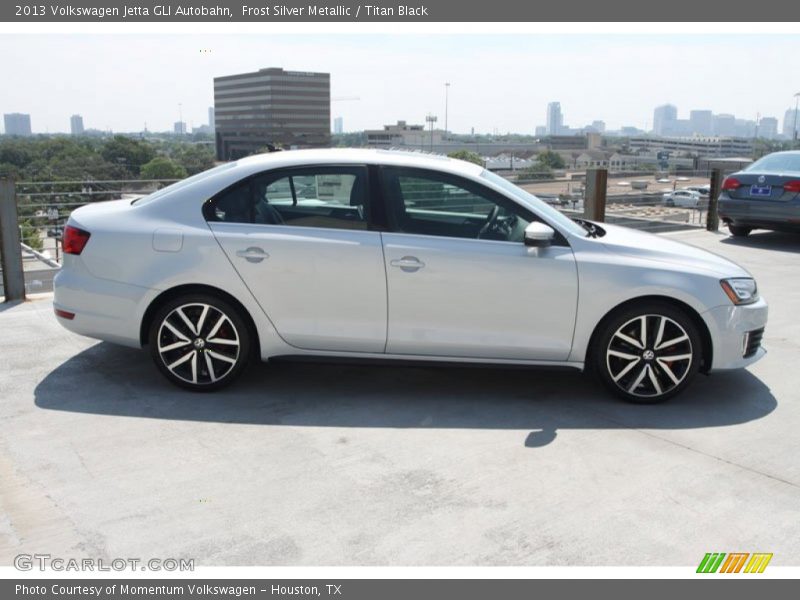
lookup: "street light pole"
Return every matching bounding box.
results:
[444,82,450,138]
[425,114,437,152]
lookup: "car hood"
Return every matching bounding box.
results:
[595,223,751,278]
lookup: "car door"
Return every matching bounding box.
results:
[378,167,578,361]
[206,165,387,353]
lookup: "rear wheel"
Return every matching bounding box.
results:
[593,302,702,404]
[148,293,251,391]
[728,225,752,237]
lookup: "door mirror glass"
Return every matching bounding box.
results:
[524,222,555,248]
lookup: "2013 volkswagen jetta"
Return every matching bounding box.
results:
[54,149,767,403]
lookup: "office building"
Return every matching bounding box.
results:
[214,67,331,160]
[759,117,778,140]
[713,114,736,137]
[366,120,442,148]
[208,107,215,131]
[546,102,563,136]
[630,136,754,158]
[689,110,713,136]
[70,114,84,135]
[784,108,799,139]
[653,104,677,136]
[333,116,343,134]
[3,113,32,136]
[174,121,187,135]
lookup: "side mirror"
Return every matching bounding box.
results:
[524,222,555,248]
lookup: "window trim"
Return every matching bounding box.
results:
[378,166,569,246]
[203,163,373,232]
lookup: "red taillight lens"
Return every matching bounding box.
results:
[54,308,75,320]
[62,225,91,255]
[721,177,741,191]
[783,180,800,193]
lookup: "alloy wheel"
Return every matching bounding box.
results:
[605,314,693,399]
[156,302,241,386]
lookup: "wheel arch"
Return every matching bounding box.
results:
[139,283,261,355]
[585,295,713,373]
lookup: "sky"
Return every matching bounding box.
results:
[1,33,799,135]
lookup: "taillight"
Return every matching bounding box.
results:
[783,180,800,193]
[62,225,91,255]
[721,177,741,191]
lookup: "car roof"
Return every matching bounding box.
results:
[233,148,486,178]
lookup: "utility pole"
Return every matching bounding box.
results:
[444,82,450,137]
[425,114,437,152]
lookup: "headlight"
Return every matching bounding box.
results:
[720,278,758,305]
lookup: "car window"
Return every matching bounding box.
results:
[746,153,800,173]
[384,168,530,242]
[207,167,369,231]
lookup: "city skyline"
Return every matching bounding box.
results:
[1,34,799,136]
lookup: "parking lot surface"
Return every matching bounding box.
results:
[1,229,799,566]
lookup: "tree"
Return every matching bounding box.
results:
[140,157,188,180]
[172,144,215,175]
[100,136,156,176]
[447,150,484,166]
[536,150,566,169]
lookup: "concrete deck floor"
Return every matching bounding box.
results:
[1,228,799,566]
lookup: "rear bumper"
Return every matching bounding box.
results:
[53,260,152,348]
[718,197,800,231]
[702,297,768,371]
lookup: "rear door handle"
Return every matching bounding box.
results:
[390,256,425,272]
[236,247,269,263]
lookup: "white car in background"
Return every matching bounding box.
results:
[662,189,703,207]
[54,149,767,403]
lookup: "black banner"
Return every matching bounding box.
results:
[2,0,798,22]
[4,579,799,600]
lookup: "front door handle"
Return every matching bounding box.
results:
[236,247,269,263]
[390,256,425,272]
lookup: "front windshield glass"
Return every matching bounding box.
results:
[479,169,587,237]
[745,153,800,174]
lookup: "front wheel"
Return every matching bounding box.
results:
[148,293,251,391]
[728,225,752,237]
[593,303,702,404]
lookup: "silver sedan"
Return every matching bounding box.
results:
[54,149,767,403]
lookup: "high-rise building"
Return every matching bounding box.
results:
[333,116,343,134]
[713,114,736,137]
[589,120,606,133]
[174,121,187,135]
[70,114,84,135]
[759,117,778,140]
[214,67,331,160]
[546,102,563,136]
[784,107,799,139]
[689,110,713,136]
[3,113,32,136]
[653,104,677,136]
[534,125,547,137]
[208,107,215,131]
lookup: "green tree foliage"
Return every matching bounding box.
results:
[171,144,215,175]
[100,135,157,176]
[520,163,555,180]
[447,150,485,166]
[536,150,566,169]
[140,157,188,180]
[19,218,43,251]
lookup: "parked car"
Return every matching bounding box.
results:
[662,189,703,207]
[685,184,710,197]
[54,149,767,403]
[718,150,800,237]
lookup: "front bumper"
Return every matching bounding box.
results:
[702,297,768,371]
[53,258,152,348]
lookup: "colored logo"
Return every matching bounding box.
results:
[697,552,773,573]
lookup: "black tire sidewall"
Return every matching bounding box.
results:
[593,302,702,404]
[148,293,251,392]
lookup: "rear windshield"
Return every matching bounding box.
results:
[132,161,238,206]
[745,153,800,174]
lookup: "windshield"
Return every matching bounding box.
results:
[479,169,587,237]
[133,161,238,206]
[745,153,800,174]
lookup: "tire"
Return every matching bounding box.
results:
[592,302,702,404]
[148,293,252,391]
[728,225,752,237]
